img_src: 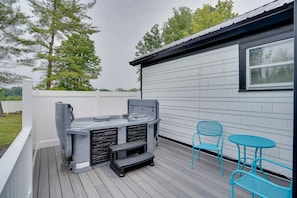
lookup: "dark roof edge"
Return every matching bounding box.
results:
[130,0,293,66]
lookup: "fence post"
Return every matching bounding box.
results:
[22,79,33,130]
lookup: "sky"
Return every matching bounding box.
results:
[3,0,273,90]
[88,0,273,90]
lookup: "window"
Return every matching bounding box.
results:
[246,38,293,90]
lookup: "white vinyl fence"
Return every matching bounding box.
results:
[32,89,140,150]
[1,101,22,113]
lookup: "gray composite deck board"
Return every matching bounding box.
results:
[33,147,41,198]
[37,149,49,198]
[54,147,74,197]
[48,147,63,198]
[34,137,284,198]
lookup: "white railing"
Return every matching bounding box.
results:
[0,129,32,198]
[0,80,33,198]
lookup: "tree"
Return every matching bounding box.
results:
[0,0,29,63]
[190,0,237,35]
[0,0,30,117]
[3,87,22,100]
[115,88,127,92]
[0,71,27,88]
[128,88,140,92]
[0,0,30,84]
[162,7,193,44]
[24,0,99,89]
[51,33,101,90]
[133,0,238,82]
[135,24,164,57]
[134,24,163,82]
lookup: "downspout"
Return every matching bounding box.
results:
[293,1,297,197]
[140,65,143,99]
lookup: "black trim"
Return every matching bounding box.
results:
[238,88,293,92]
[293,1,297,196]
[140,66,143,98]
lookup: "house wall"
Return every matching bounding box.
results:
[142,44,293,176]
[32,90,140,150]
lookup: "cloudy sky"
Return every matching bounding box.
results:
[5,0,273,90]
[89,0,273,90]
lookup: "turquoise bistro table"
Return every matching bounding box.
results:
[228,134,276,172]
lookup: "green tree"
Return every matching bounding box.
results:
[128,88,140,92]
[134,24,163,82]
[135,24,164,57]
[25,0,99,90]
[133,0,237,82]
[0,0,29,62]
[0,0,30,86]
[115,88,127,92]
[0,0,30,117]
[190,0,237,35]
[52,33,101,90]
[3,87,22,100]
[162,6,193,44]
[0,71,27,88]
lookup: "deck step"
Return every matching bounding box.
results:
[109,140,147,152]
[110,152,154,177]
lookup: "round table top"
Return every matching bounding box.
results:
[228,134,276,148]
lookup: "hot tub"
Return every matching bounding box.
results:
[55,99,160,173]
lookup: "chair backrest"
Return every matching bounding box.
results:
[197,120,223,137]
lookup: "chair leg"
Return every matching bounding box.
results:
[231,183,235,198]
[191,147,195,169]
[198,148,201,160]
[217,151,220,164]
[217,151,224,176]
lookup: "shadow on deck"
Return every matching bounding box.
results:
[33,137,287,198]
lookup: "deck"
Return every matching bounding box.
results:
[33,137,283,198]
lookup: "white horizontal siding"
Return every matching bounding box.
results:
[142,44,293,177]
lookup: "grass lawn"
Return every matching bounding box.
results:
[0,113,22,147]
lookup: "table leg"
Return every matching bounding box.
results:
[254,148,262,170]
[259,148,262,170]
[254,148,259,167]
[236,144,241,170]
[254,148,270,180]
[243,145,247,169]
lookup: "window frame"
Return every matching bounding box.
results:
[239,29,293,92]
[246,38,294,90]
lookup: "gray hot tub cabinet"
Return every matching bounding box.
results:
[55,99,160,173]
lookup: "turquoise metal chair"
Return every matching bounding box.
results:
[190,120,224,175]
[230,158,292,198]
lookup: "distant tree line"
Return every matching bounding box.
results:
[97,88,139,92]
[0,87,22,100]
